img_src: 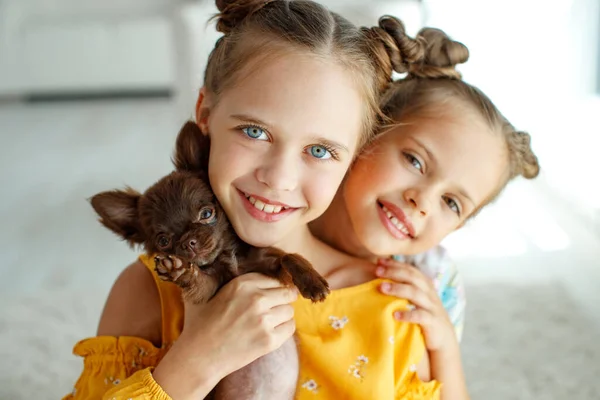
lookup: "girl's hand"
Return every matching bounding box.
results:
[375,258,457,352]
[153,273,298,400]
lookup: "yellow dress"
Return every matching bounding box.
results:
[63,254,440,400]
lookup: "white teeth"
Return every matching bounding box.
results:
[254,199,266,211]
[381,204,411,236]
[246,195,286,214]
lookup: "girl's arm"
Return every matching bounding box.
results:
[152,273,298,400]
[65,262,298,400]
[63,261,169,399]
[429,344,470,400]
[376,258,470,400]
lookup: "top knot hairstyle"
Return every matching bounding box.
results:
[364,15,539,209]
[362,15,470,93]
[203,0,403,147]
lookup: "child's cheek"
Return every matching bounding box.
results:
[305,170,346,215]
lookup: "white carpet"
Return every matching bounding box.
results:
[462,283,600,399]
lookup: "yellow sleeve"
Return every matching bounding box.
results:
[62,336,170,400]
[103,368,172,399]
[394,322,442,400]
[396,373,441,400]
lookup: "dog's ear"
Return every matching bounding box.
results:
[173,121,210,173]
[90,188,145,246]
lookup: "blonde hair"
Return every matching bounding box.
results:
[203,0,395,147]
[364,16,540,210]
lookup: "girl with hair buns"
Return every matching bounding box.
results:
[63,1,426,400]
[306,15,540,400]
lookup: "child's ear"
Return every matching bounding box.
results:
[195,87,211,135]
[90,189,145,246]
[173,120,210,172]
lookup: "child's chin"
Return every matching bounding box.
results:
[373,239,417,257]
[237,230,283,248]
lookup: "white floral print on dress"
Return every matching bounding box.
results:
[329,315,349,330]
[302,379,319,393]
[348,355,369,380]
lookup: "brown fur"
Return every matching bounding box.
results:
[90,121,329,399]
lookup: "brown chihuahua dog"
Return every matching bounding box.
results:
[90,121,329,399]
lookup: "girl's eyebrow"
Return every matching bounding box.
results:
[230,113,270,127]
[231,113,349,153]
[409,137,436,164]
[457,187,475,208]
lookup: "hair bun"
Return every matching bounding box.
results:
[361,15,427,93]
[378,16,426,74]
[512,131,540,179]
[408,28,469,79]
[215,0,275,34]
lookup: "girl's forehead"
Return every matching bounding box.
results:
[215,53,366,149]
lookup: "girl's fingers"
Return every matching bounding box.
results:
[379,282,433,310]
[261,287,299,308]
[272,319,297,347]
[267,304,296,328]
[234,272,288,289]
[394,309,432,326]
[375,258,434,293]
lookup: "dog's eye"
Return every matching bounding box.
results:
[157,235,171,249]
[198,206,216,224]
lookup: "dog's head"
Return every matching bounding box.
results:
[91,121,230,266]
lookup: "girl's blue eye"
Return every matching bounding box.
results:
[404,153,423,171]
[242,126,268,141]
[308,145,332,159]
[444,196,460,216]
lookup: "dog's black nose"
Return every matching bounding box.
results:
[182,239,197,253]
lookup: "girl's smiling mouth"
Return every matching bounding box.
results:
[377,200,416,239]
[237,190,300,222]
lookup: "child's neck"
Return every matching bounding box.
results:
[276,223,377,290]
[309,189,377,263]
[274,225,338,277]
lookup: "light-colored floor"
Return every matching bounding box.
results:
[1,99,599,399]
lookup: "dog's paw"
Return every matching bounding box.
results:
[154,255,193,283]
[297,273,330,303]
[280,254,330,303]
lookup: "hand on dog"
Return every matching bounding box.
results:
[184,273,297,372]
[154,273,298,397]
